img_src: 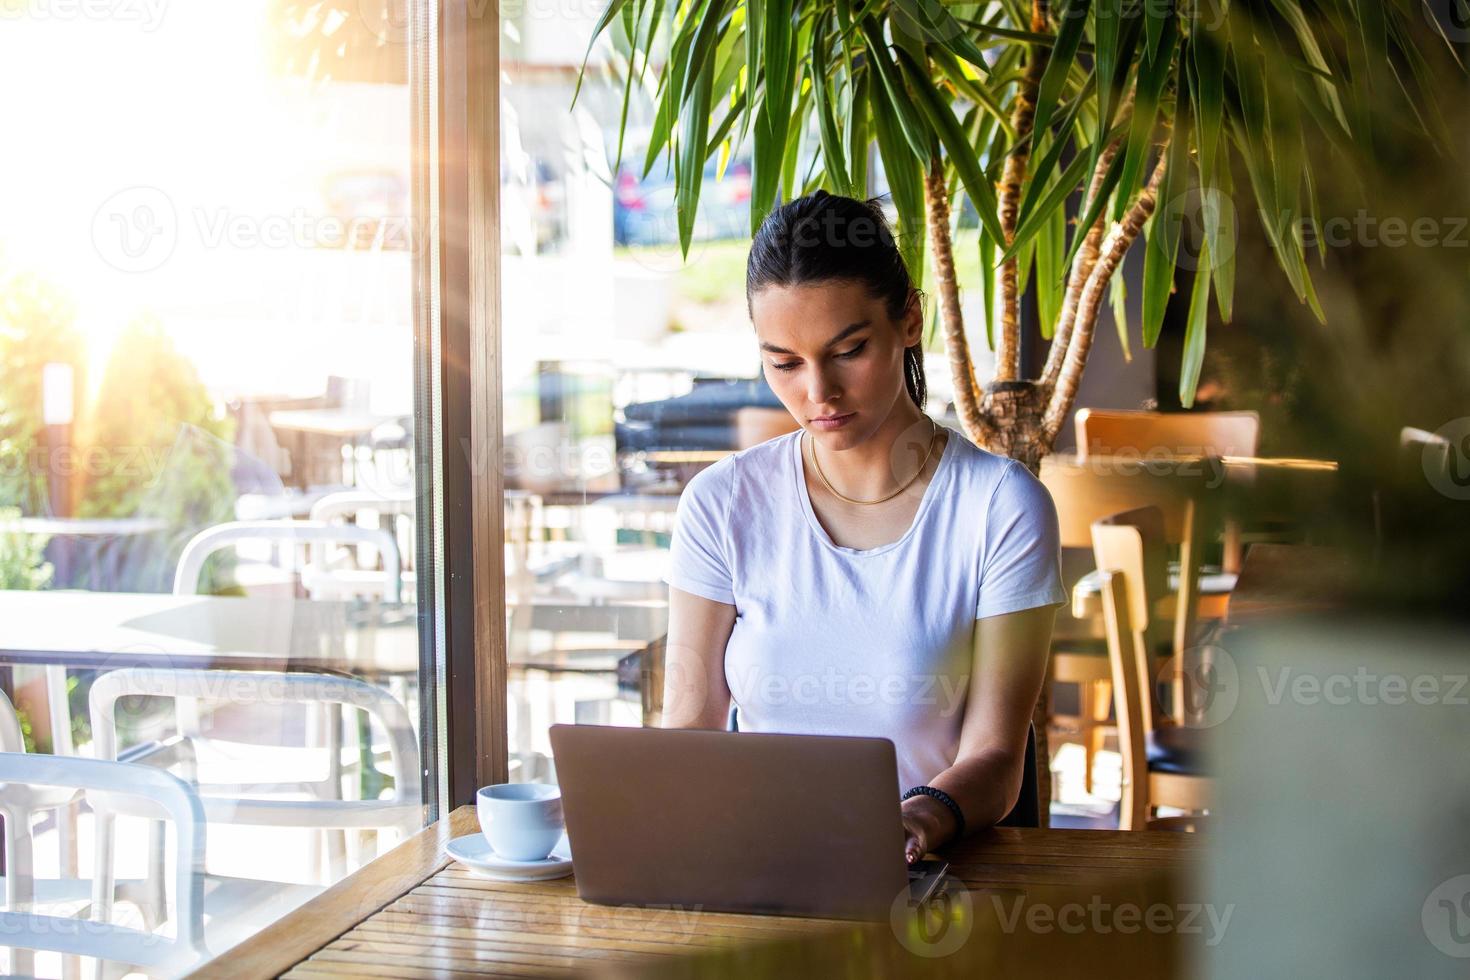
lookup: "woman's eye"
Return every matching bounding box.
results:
[770,341,864,373]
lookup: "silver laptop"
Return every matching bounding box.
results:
[548,723,920,921]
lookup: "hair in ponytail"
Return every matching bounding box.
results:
[745,191,927,410]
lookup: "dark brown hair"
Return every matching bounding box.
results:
[745,190,927,409]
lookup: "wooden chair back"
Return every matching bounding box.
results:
[1040,457,1207,665]
[1040,455,1203,549]
[1074,408,1260,460]
[1095,566,1151,830]
[1074,408,1258,574]
[1091,507,1172,736]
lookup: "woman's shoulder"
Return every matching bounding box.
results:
[943,426,1027,489]
[680,429,795,504]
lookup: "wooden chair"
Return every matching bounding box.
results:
[1091,506,1213,830]
[1075,408,1260,459]
[1075,408,1260,573]
[1040,456,1211,791]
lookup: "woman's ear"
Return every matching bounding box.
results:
[901,290,925,347]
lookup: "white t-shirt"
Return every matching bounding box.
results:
[662,423,1068,793]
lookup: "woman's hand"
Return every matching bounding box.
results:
[900,794,960,864]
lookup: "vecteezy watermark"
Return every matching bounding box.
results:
[456,435,617,483]
[0,0,169,30]
[1278,209,1470,251]
[1074,445,1228,490]
[0,443,174,485]
[1423,875,1470,958]
[990,893,1235,947]
[726,665,971,718]
[1420,418,1470,501]
[890,876,974,957]
[1259,666,1469,707]
[91,185,435,273]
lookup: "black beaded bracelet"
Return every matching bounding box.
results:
[900,785,966,840]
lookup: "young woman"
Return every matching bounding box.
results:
[661,190,1066,864]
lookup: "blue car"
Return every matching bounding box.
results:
[614,151,752,246]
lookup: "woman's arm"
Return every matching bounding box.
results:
[658,585,737,729]
[900,602,1057,861]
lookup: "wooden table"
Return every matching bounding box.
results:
[1222,542,1355,627]
[198,807,1205,979]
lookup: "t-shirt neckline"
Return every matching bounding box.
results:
[792,422,956,558]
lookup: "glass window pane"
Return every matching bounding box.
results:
[0,2,438,973]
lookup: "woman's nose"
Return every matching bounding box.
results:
[806,367,841,406]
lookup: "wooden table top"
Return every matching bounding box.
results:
[199,806,1206,980]
[1223,542,1355,627]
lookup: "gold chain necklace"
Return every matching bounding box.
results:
[806,416,940,506]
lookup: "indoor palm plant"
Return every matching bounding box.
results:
[580,0,1462,469]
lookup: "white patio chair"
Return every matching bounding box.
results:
[0,688,83,907]
[171,519,407,876]
[1,688,87,978]
[88,668,422,955]
[172,519,402,604]
[0,752,208,980]
[305,490,417,602]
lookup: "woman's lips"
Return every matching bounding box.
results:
[810,413,854,430]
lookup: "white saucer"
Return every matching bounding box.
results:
[446,833,573,881]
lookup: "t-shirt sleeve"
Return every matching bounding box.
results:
[661,458,736,605]
[976,459,1068,619]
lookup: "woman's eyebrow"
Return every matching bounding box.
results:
[759,320,871,356]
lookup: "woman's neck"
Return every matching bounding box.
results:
[805,404,943,501]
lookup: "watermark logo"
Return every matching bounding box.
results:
[355,0,419,46]
[1424,0,1470,42]
[92,186,177,273]
[1421,418,1470,500]
[1158,185,1238,274]
[1423,875,1470,958]
[890,876,974,957]
[1170,643,1238,728]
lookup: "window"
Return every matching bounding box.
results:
[0,1,442,972]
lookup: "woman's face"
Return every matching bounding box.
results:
[750,279,921,446]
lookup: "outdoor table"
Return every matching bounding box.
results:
[195,805,1205,979]
[0,591,420,675]
[0,516,169,592]
[0,592,666,675]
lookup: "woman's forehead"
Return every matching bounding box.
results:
[750,281,884,334]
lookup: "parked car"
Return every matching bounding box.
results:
[614,152,751,246]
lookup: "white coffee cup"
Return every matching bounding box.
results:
[477,783,564,862]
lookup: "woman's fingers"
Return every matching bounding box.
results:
[903,827,923,864]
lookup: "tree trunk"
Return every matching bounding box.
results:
[929,115,1170,833]
[979,380,1053,825]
